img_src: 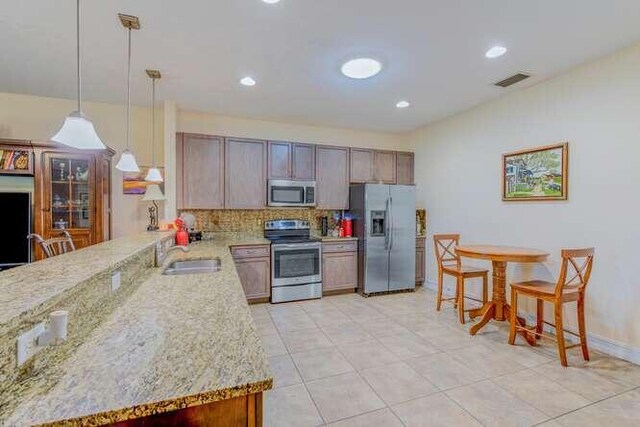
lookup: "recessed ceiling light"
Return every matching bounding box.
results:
[341,58,382,79]
[262,0,280,3]
[485,46,507,59]
[396,101,410,109]
[240,76,257,86]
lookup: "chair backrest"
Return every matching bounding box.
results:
[28,231,76,258]
[433,234,461,268]
[555,248,594,296]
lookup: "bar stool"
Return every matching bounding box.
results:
[509,248,594,367]
[28,231,76,258]
[433,234,489,324]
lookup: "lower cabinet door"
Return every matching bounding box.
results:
[234,257,271,302]
[322,251,357,292]
[415,247,425,284]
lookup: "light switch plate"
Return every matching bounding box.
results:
[17,322,45,367]
[111,271,121,292]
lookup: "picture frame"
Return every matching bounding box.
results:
[123,166,165,195]
[502,142,568,201]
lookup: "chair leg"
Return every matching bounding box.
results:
[536,299,544,339]
[555,303,568,367]
[508,289,518,345]
[436,270,444,311]
[457,276,465,325]
[577,296,590,361]
[482,273,488,304]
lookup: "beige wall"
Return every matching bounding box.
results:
[1,93,409,237]
[0,92,165,237]
[408,43,640,357]
[178,110,409,150]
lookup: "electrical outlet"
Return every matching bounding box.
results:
[17,322,45,367]
[111,271,121,292]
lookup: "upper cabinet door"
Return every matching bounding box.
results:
[178,133,225,209]
[374,150,397,184]
[292,143,315,181]
[316,145,349,209]
[268,141,291,180]
[350,148,374,183]
[396,152,415,185]
[225,138,267,209]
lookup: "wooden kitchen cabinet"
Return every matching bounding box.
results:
[350,148,374,183]
[34,147,113,259]
[316,145,350,209]
[396,152,415,185]
[322,240,358,294]
[350,148,397,184]
[416,236,426,285]
[268,141,315,181]
[292,143,315,180]
[177,133,225,209]
[268,141,291,180]
[232,245,271,303]
[374,150,397,184]
[225,138,267,209]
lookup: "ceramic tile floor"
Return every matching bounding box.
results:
[250,287,640,426]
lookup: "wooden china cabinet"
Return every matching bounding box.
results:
[33,142,114,259]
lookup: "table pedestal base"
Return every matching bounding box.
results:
[467,261,536,346]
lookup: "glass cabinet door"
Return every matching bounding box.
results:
[49,156,92,230]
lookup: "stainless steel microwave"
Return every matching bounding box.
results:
[267,180,316,207]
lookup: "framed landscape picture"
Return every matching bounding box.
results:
[123,167,165,195]
[502,142,568,201]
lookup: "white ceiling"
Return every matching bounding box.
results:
[2,0,640,133]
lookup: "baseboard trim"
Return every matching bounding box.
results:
[425,279,640,365]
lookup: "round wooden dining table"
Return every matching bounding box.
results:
[455,245,549,345]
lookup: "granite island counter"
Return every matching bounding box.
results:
[1,234,272,426]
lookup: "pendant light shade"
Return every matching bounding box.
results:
[144,69,163,182]
[142,184,166,201]
[115,149,140,172]
[52,111,105,149]
[144,167,163,182]
[115,13,141,172]
[52,0,106,150]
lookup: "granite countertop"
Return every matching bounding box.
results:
[0,231,175,329]
[5,237,273,426]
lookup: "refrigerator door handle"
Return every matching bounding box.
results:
[389,196,393,251]
[384,197,390,250]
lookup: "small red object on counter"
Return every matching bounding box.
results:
[175,218,189,246]
[341,219,353,237]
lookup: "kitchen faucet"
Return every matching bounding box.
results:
[155,242,190,266]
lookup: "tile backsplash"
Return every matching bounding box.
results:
[179,209,341,234]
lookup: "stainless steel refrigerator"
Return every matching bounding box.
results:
[349,184,416,295]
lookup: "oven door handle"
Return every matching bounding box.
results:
[272,243,321,250]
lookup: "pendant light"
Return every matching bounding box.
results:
[51,0,106,150]
[115,13,141,172]
[144,69,163,182]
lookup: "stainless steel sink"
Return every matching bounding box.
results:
[162,258,222,275]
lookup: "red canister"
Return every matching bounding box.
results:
[341,219,353,237]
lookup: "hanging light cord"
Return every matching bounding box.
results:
[126,26,132,150]
[151,76,156,166]
[76,0,82,113]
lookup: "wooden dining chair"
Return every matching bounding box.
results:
[433,234,489,324]
[28,231,76,258]
[508,248,594,367]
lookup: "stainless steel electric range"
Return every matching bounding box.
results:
[265,220,322,303]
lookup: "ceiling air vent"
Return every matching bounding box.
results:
[494,73,531,88]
